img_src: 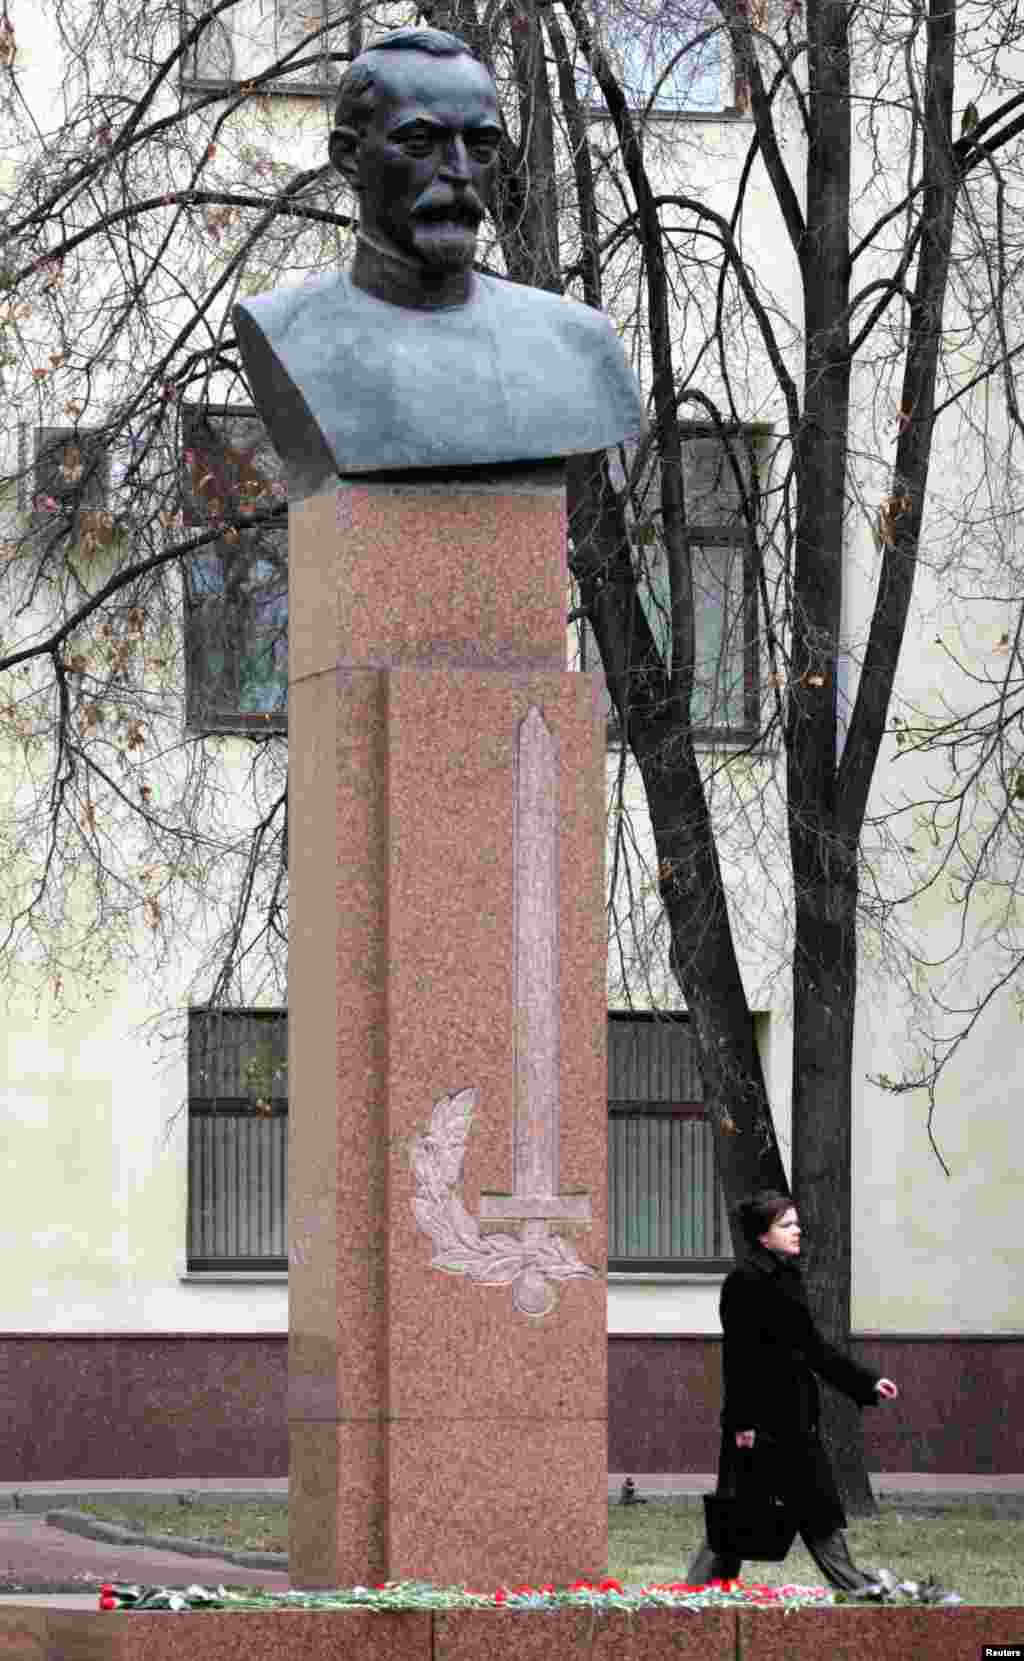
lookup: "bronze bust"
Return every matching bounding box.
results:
[233,27,643,493]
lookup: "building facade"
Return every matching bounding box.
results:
[1,0,1022,1479]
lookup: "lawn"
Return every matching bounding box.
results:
[72,1493,1024,1606]
[610,1494,1024,1606]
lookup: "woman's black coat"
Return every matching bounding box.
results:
[714,1244,881,1538]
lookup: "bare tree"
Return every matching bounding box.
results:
[4,0,1024,1509]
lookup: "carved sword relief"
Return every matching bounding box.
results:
[410,706,597,1317]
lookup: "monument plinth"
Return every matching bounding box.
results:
[287,469,609,1588]
[231,20,642,1590]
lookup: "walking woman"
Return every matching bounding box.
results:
[686,1190,900,1592]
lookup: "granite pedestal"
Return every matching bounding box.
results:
[286,466,608,1589]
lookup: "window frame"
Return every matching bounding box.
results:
[186,1005,288,1272]
[607,1010,734,1274]
[23,424,112,527]
[678,422,762,742]
[570,0,742,120]
[180,401,289,737]
[179,0,342,98]
[578,423,764,746]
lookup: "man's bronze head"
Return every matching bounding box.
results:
[329,27,501,275]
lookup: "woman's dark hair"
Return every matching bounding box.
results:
[734,1189,794,1248]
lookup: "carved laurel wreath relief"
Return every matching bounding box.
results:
[411,1089,597,1318]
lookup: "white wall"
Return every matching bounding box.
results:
[3,0,1022,1349]
[2,968,287,1331]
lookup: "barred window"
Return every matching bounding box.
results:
[608,1013,733,1270]
[187,1007,288,1271]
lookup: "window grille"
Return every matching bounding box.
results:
[608,1013,733,1269]
[187,1007,288,1270]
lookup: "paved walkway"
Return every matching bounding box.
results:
[0,1483,292,1601]
[4,1473,1021,1507]
[610,1473,1024,1496]
[0,1475,1018,1609]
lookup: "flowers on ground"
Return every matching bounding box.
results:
[97,1576,836,1614]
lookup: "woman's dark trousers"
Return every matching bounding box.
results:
[686,1429,877,1592]
[685,1526,876,1592]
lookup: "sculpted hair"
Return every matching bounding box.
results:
[733,1189,794,1248]
[333,27,481,134]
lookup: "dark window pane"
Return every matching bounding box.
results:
[182,6,235,80]
[187,1008,288,1270]
[691,542,748,728]
[607,1015,733,1266]
[682,430,750,530]
[182,408,288,731]
[601,427,762,738]
[32,426,110,518]
[181,0,338,90]
[273,0,339,84]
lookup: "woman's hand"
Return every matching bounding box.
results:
[874,1378,899,1400]
[734,1430,756,1448]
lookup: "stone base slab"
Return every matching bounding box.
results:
[0,1604,1019,1661]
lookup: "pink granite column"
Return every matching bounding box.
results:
[287,467,607,1590]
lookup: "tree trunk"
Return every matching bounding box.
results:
[782,0,875,1514]
[790,877,874,1513]
[567,452,789,1244]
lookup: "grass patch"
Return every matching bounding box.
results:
[76,1498,288,1554]
[73,1494,1024,1606]
[611,1495,1024,1607]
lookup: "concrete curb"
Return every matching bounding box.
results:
[45,1510,287,1571]
[10,1490,287,1515]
